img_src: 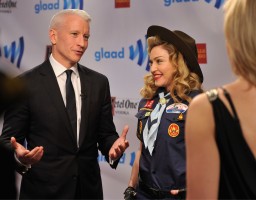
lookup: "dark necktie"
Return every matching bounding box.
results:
[65,70,77,140]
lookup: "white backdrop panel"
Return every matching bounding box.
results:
[0,0,233,199]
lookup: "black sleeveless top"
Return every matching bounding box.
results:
[206,88,256,199]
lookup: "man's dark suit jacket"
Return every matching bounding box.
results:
[0,59,119,199]
[0,70,25,199]
[0,144,17,199]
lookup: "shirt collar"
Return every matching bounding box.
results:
[49,54,79,78]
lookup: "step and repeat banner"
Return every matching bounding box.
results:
[1,0,233,199]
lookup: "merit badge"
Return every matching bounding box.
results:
[168,123,180,137]
[166,103,188,113]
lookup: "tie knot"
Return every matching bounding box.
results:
[65,70,73,78]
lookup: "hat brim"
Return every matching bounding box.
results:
[147,25,203,83]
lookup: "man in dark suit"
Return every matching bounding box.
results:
[0,9,129,199]
[0,71,25,199]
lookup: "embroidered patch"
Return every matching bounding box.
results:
[145,112,151,117]
[144,100,154,109]
[139,121,143,134]
[168,123,180,137]
[139,107,153,111]
[166,103,188,113]
[177,113,183,120]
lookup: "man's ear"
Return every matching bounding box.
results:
[49,29,57,45]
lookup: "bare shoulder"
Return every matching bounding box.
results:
[189,90,213,113]
[186,89,216,137]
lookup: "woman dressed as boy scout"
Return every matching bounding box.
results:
[124,25,203,200]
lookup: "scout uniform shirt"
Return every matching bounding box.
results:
[135,89,200,191]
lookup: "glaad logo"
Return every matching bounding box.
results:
[0,37,24,68]
[94,37,206,72]
[94,37,150,71]
[129,35,150,71]
[94,47,125,62]
[204,0,224,9]
[34,0,83,14]
[98,151,136,166]
[163,0,199,7]
[163,0,224,9]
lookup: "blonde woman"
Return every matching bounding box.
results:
[186,0,256,199]
[124,25,203,200]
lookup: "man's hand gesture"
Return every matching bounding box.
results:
[11,137,44,165]
[109,125,129,160]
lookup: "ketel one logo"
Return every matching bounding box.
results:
[129,35,150,71]
[0,37,24,68]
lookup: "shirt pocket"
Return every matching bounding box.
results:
[162,112,186,143]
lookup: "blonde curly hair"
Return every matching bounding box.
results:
[140,36,203,103]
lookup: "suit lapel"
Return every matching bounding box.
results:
[38,60,77,144]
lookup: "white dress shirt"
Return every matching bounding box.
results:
[49,54,81,147]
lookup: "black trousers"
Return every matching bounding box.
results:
[137,181,186,200]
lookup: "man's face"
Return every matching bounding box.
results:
[49,14,90,68]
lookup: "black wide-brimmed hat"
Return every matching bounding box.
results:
[147,25,204,83]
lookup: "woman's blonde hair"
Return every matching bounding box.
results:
[224,0,256,86]
[140,36,203,103]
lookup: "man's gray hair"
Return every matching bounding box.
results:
[49,9,91,29]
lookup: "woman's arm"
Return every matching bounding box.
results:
[128,142,142,188]
[124,142,142,200]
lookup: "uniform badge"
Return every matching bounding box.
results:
[168,123,180,137]
[139,108,153,111]
[166,103,188,113]
[144,100,154,109]
[145,112,151,117]
[159,97,167,105]
[177,113,183,120]
[139,121,143,134]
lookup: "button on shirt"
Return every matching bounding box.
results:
[49,54,81,147]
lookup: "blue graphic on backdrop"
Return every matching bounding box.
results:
[98,152,136,166]
[129,36,150,71]
[0,37,24,68]
[34,0,83,14]
[163,0,199,7]
[129,152,135,166]
[204,0,224,9]
[63,0,83,9]
[163,0,224,9]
